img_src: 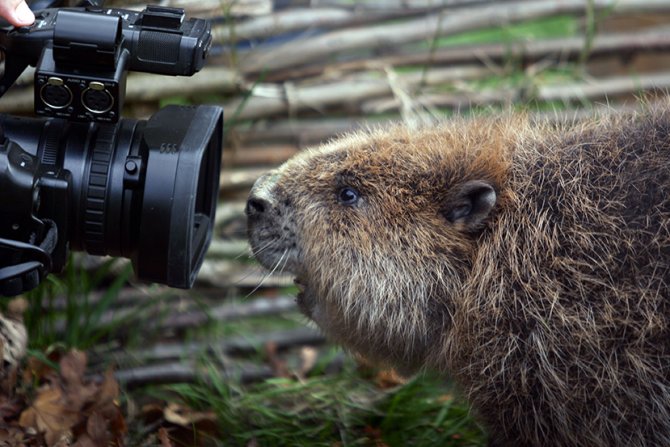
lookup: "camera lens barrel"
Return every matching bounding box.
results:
[135,105,223,287]
[0,105,223,288]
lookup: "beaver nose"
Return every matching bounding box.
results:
[246,172,278,218]
[246,195,270,216]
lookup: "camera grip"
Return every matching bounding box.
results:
[136,30,181,66]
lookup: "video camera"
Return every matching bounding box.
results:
[0,1,224,296]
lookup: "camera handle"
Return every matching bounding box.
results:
[0,219,56,297]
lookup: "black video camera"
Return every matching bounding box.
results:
[0,1,224,296]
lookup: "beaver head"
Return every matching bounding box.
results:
[246,120,511,372]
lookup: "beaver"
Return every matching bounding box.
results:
[246,105,670,447]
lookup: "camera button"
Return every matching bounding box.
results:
[125,160,138,174]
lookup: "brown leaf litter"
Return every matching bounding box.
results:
[0,350,126,446]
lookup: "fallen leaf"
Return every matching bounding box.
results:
[59,351,86,385]
[74,434,98,447]
[0,394,22,421]
[363,426,390,447]
[437,394,454,403]
[0,362,19,397]
[141,403,164,425]
[374,369,407,389]
[161,402,220,447]
[19,386,78,445]
[18,351,126,446]
[164,403,216,427]
[158,427,173,447]
[98,369,119,406]
[85,411,110,445]
[0,426,30,445]
[23,353,57,385]
[60,351,97,411]
[298,347,318,378]
[264,341,290,378]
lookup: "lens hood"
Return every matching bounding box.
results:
[135,105,223,288]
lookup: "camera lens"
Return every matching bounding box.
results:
[0,105,223,288]
[39,77,72,109]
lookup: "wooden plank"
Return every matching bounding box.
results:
[239,0,670,73]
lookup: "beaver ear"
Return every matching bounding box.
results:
[444,180,496,231]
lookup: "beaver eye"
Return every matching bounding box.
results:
[338,187,360,206]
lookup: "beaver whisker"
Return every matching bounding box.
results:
[245,238,278,258]
[233,245,256,261]
[276,248,291,276]
[232,263,268,288]
[245,248,289,298]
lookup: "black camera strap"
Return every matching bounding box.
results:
[0,219,56,297]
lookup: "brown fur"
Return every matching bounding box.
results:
[246,105,670,446]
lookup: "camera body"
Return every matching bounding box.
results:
[0,2,223,296]
[2,4,211,122]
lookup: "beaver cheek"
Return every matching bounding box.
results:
[246,174,305,272]
[296,285,315,318]
[295,281,330,327]
[305,297,328,331]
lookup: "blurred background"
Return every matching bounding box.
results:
[1,0,670,445]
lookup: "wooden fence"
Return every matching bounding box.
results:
[3,0,670,385]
